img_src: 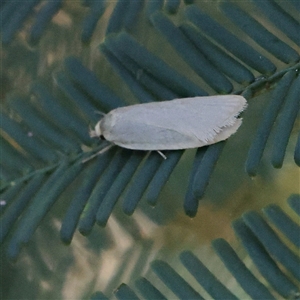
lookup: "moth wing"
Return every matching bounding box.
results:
[103,96,246,150]
[159,96,246,141]
[106,121,205,150]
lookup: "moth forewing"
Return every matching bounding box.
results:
[90,95,247,151]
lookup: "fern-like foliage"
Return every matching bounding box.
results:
[92,194,300,299]
[0,0,299,297]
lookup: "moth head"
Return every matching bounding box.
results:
[90,121,103,138]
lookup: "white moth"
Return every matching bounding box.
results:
[90,95,247,154]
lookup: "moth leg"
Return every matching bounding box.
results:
[94,110,106,116]
[89,124,97,138]
[157,150,167,160]
[82,144,114,163]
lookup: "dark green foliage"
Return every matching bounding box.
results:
[179,23,255,85]
[184,147,208,217]
[243,211,300,280]
[288,194,300,215]
[145,150,184,206]
[135,277,167,300]
[64,57,126,111]
[221,2,299,64]
[252,0,300,45]
[180,251,239,300]
[0,111,57,163]
[1,0,40,45]
[90,291,109,300]
[146,0,164,19]
[121,151,165,215]
[96,151,146,226]
[29,0,62,45]
[7,161,83,260]
[295,133,300,166]
[100,44,157,103]
[151,260,204,299]
[0,2,299,298]
[1,1,299,242]
[232,219,298,298]
[78,149,131,235]
[0,173,46,244]
[94,196,299,299]
[185,4,276,74]
[271,74,300,168]
[263,204,300,247]
[81,0,106,44]
[105,0,130,35]
[245,70,297,175]
[104,32,207,97]
[55,72,100,123]
[165,0,181,14]
[114,283,140,300]
[150,12,233,93]
[191,142,225,200]
[212,239,276,299]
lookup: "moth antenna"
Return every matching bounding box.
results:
[157,150,167,160]
[82,144,114,163]
[94,110,106,116]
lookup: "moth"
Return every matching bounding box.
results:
[89,95,247,158]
